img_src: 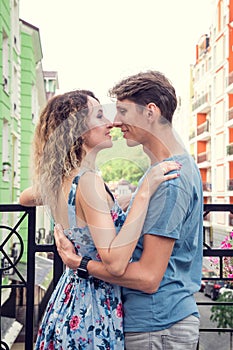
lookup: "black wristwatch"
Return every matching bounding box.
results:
[77,256,92,279]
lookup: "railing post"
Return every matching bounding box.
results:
[25,206,36,350]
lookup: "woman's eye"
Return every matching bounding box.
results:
[97,114,103,119]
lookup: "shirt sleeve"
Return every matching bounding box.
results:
[142,181,191,239]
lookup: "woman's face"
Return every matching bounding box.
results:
[83,96,113,151]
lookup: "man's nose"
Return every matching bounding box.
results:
[113,113,122,125]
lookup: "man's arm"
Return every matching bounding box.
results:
[54,224,175,293]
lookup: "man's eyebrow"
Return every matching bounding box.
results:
[116,105,127,110]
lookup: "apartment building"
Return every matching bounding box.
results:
[190,0,233,245]
[0,1,58,345]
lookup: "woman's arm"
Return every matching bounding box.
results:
[19,187,42,206]
[76,160,180,276]
[54,224,175,293]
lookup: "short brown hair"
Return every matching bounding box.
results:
[109,71,177,123]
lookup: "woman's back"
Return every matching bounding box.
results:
[35,172,125,349]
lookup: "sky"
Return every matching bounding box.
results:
[19,0,215,104]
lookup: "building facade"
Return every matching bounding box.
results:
[190,0,233,245]
[0,0,58,239]
[0,1,58,345]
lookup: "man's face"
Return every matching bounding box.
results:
[114,99,148,147]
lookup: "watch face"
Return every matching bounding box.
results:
[78,267,88,279]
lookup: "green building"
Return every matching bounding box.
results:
[0,1,58,345]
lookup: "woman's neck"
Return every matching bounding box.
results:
[81,151,97,171]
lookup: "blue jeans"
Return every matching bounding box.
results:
[124,315,200,350]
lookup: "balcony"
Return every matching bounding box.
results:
[226,71,233,94]
[1,204,233,350]
[192,93,211,113]
[227,107,233,121]
[197,121,209,135]
[189,129,196,140]
[0,204,63,350]
[197,121,210,141]
[227,143,233,156]
[203,182,212,192]
[227,179,233,191]
[197,152,211,168]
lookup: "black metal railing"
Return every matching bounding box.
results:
[197,204,233,349]
[0,204,63,350]
[1,204,233,349]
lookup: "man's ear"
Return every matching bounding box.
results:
[146,103,157,123]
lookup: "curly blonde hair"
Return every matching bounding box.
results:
[32,90,98,213]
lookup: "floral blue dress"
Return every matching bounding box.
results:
[35,174,126,350]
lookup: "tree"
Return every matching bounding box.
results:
[97,138,149,185]
[110,128,123,141]
[100,159,144,185]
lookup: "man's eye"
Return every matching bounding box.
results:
[120,109,126,115]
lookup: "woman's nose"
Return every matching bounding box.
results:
[105,118,113,128]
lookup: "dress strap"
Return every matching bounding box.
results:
[72,169,97,185]
[73,175,114,201]
[68,170,114,228]
[104,183,115,201]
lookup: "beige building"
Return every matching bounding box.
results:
[189,0,233,244]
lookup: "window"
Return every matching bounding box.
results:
[12,0,20,52]
[32,84,39,124]
[2,30,9,93]
[12,133,19,187]
[12,64,19,117]
[2,119,10,182]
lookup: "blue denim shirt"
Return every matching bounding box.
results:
[122,153,203,332]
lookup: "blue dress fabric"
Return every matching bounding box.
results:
[35,173,126,350]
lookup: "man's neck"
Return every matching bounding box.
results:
[142,127,185,164]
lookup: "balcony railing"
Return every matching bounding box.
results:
[227,143,233,156]
[203,182,212,192]
[192,93,210,112]
[197,151,210,163]
[0,204,233,349]
[0,204,63,350]
[227,179,233,191]
[197,121,209,136]
[228,71,233,86]
[228,107,233,121]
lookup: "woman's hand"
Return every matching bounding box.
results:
[144,160,181,196]
[54,224,81,270]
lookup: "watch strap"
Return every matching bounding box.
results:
[77,256,92,279]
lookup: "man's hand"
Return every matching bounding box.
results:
[54,224,81,270]
[117,194,132,211]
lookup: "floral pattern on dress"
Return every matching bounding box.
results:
[35,174,126,350]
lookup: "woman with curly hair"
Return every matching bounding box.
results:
[20,89,180,349]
